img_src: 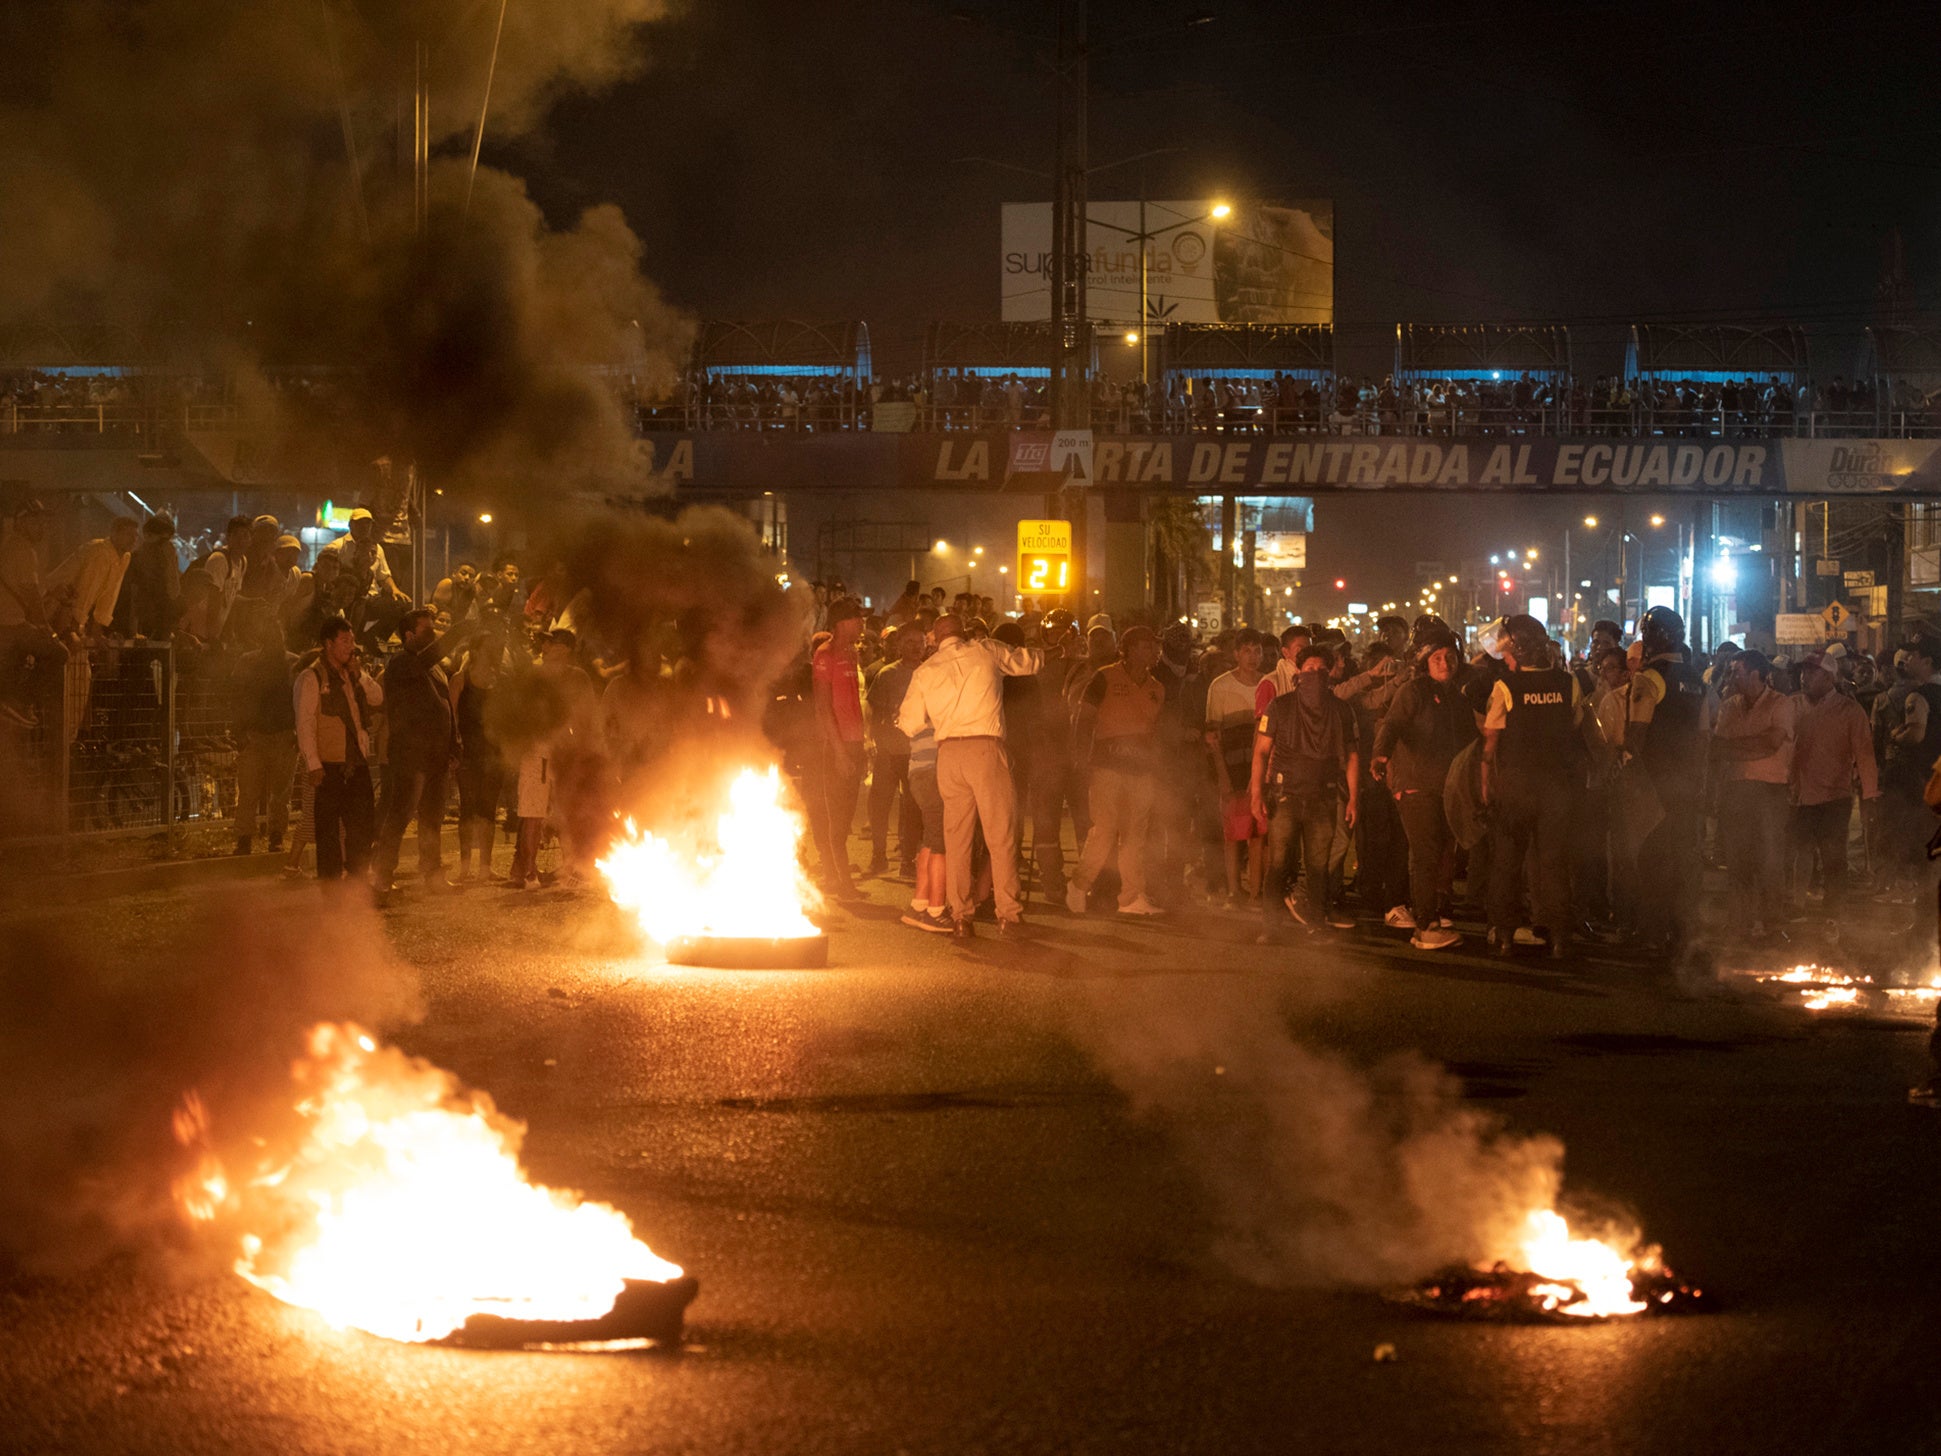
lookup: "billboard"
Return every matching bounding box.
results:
[1001,199,1333,326]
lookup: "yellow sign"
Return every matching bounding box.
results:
[1821,600,1850,633]
[1016,518,1074,597]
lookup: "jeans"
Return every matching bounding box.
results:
[1488,774,1572,935]
[867,746,921,868]
[1792,798,1854,901]
[314,762,374,882]
[1264,790,1338,933]
[1395,788,1454,929]
[374,748,450,887]
[1721,778,1790,925]
[1076,765,1156,908]
[804,739,865,883]
[1356,773,1410,912]
[1031,750,1090,895]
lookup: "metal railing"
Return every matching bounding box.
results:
[5,642,242,842]
[0,401,247,439]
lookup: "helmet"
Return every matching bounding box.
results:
[1639,605,1685,657]
[1502,613,1549,663]
[1477,617,1509,660]
[1412,624,1460,664]
[1408,613,1453,654]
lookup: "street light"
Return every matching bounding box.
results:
[1090,196,1235,383]
[1124,330,1140,346]
[933,539,949,554]
[1210,202,1232,219]
[1584,515,1598,528]
[477,512,493,524]
[1650,513,1666,528]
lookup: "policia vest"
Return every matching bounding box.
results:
[1638,658,1706,788]
[1496,667,1575,785]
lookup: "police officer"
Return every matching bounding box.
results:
[1480,614,1581,958]
[1625,605,1709,956]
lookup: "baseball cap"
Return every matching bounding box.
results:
[1085,613,1115,633]
[274,533,302,551]
[1796,651,1830,675]
[347,507,374,523]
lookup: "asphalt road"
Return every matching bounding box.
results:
[3,867,1939,1455]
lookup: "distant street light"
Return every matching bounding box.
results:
[477,513,493,524]
[933,539,949,554]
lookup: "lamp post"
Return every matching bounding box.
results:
[1094,199,1230,384]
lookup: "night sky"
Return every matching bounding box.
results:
[521,0,1933,601]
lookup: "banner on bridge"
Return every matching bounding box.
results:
[636,433,1941,498]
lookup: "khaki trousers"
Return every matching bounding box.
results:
[1076,765,1155,908]
[937,737,1022,922]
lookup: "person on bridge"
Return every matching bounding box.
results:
[1066,626,1168,919]
[896,613,1043,939]
[1481,614,1582,959]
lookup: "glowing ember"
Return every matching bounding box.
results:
[599,765,821,945]
[174,1023,683,1344]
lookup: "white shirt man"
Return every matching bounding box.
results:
[897,617,1042,935]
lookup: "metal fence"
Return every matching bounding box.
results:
[5,642,243,842]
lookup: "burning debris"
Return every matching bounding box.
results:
[1394,1209,1706,1322]
[174,1022,694,1348]
[1724,964,1941,1019]
[599,764,829,968]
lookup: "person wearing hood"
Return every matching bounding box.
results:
[1373,630,1475,949]
[1251,644,1358,941]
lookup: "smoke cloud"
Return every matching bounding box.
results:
[1076,978,1566,1288]
[0,0,689,501]
[0,892,421,1273]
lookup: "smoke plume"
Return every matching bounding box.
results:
[0,892,421,1273]
[1077,979,1566,1288]
[0,0,689,501]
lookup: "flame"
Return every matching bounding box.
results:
[173,1023,681,1344]
[598,765,821,944]
[1511,1209,1654,1318]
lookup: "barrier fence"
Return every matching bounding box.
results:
[5,642,244,843]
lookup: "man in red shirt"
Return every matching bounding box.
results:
[810,599,867,896]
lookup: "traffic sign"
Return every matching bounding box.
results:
[1016,519,1074,598]
[1821,600,1851,634]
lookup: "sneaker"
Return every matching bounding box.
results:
[902,911,953,935]
[1325,911,1355,930]
[1116,895,1166,917]
[1436,916,1454,930]
[1513,925,1547,947]
[1410,927,1461,951]
[1383,905,1417,930]
[232,838,253,857]
[1065,882,1087,915]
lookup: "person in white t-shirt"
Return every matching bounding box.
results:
[1204,627,1268,905]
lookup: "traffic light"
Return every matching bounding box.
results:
[1333,578,1345,591]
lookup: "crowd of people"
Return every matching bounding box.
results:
[644,368,1941,439]
[799,583,1937,966]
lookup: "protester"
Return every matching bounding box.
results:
[372,607,471,902]
[1710,649,1795,938]
[451,630,508,882]
[1067,625,1168,918]
[232,610,298,855]
[865,624,924,877]
[1373,630,1473,949]
[295,615,382,890]
[1251,645,1358,941]
[1204,627,1267,906]
[808,599,868,896]
[896,612,1043,938]
[47,515,137,638]
[1790,649,1877,906]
